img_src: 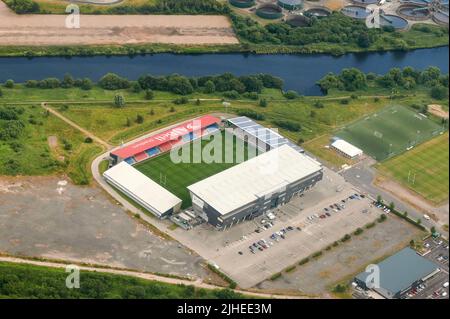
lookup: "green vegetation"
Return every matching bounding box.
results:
[0,261,244,299]
[0,104,101,182]
[377,133,449,204]
[335,105,445,161]
[269,272,282,281]
[135,131,258,208]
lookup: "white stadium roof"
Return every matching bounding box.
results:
[331,139,363,158]
[187,145,322,216]
[103,162,181,217]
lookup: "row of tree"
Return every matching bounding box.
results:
[317,66,449,98]
[231,12,381,49]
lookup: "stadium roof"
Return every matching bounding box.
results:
[331,139,363,158]
[356,247,439,298]
[187,145,322,216]
[227,116,304,153]
[111,115,220,159]
[103,162,181,217]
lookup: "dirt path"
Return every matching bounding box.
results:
[42,103,112,149]
[0,256,306,299]
[0,2,238,46]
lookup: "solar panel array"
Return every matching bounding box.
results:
[227,116,304,153]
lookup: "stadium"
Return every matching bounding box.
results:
[104,115,323,230]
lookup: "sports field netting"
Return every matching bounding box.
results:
[335,105,446,161]
[134,131,258,208]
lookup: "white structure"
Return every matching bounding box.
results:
[103,162,182,218]
[331,139,363,159]
[187,145,323,229]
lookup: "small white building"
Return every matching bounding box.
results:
[331,139,363,160]
[103,162,182,218]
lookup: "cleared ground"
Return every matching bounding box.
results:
[171,167,382,289]
[336,105,444,161]
[0,176,207,279]
[377,132,449,204]
[0,2,238,46]
[135,131,257,208]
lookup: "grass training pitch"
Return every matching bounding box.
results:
[335,105,446,161]
[135,131,257,208]
[377,132,449,204]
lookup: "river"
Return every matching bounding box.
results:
[0,46,448,95]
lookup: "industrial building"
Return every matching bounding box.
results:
[331,138,363,159]
[227,116,304,153]
[187,145,323,230]
[103,161,182,218]
[355,247,440,299]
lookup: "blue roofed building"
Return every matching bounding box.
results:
[355,247,440,299]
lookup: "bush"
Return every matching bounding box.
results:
[242,92,259,100]
[173,97,189,105]
[145,89,154,100]
[237,109,265,121]
[259,98,268,107]
[223,90,240,99]
[299,258,310,265]
[283,90,299,99]
[114,94,125,108]
[365,222,376,229]
[354,228,364,235]
[136,114,144,124]
[271,119,301,132]
[285,265,296,273]
[84,137,93,143]
[430,86,448,100]
[4,79,14,88]
[377,214,387,223]
[341,234,351,242]
[312,251,323,258]
[340,99,349,105]
[4,0,39,13]
[270,272,282,281]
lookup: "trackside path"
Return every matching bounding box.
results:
[41,103,113,149]
[0,256,306,299]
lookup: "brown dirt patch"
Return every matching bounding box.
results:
[0,2,238,46]
[428,104,449,119]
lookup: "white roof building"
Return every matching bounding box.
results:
[103,162,182,218]
[331,139,363,159]
[187,145,322,216]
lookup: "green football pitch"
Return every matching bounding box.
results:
[335,105,446,161]
[378,132,449,204]
[135,131,258,208]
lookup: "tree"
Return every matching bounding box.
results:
[99,73,130,90]
[4,0,40,13]
[259,98,268,107]
[417,218,422,225]
[430,86,448,100]
[389,202,395,211]
[4,79,14,88]
[131,82,142,93]
[204,80,216,94]
[136,114,144,124]
[125,117,131,127]
[195,99,201,106]
[80,78,93,90]
[376,195,382,204]
[114,94,125,108]
[403,211,408,218]
[431,226,436,234]
[409,239,415,247]
[144,89,154,100]
[61,74,75,88]
[149,108,155,116]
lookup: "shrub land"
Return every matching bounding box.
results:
[0,261,244,299]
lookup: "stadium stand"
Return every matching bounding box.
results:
[110,115,221,165]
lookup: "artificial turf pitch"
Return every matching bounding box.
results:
[135,131,257,208]
[377,132,449,204]
[335,105,445,161]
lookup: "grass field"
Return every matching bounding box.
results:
[336,105,446,161]
[377,132,449,204]
[135,130,257,208]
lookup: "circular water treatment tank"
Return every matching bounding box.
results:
[433,11,449,26]
[286,14,311,27]
[341,5,370,19]
[380,14,409,30]
[304,6,332,17]
[229,0,255,8]
[352,0,379,5]
[278,0,303,10]
[256,3,284,19]
[397,4,430,20]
